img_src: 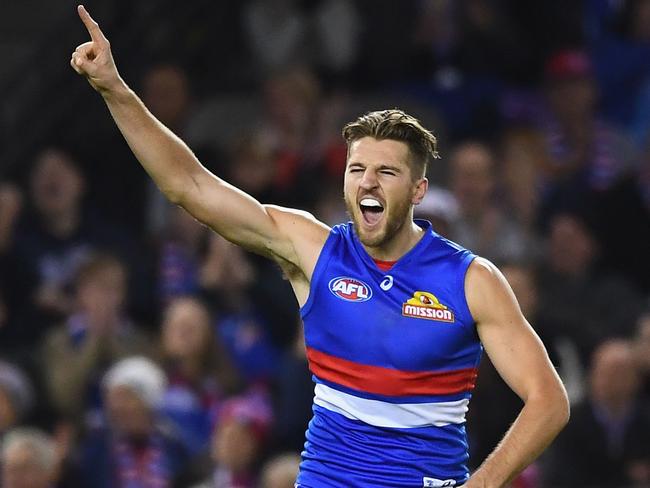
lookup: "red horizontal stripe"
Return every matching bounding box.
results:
[306,347,477,397]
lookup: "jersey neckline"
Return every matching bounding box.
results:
[350,219,434,273]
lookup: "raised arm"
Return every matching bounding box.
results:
[463,258,570,488]
[69,6,328,275]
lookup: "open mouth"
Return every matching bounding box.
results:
[359,197,385,227]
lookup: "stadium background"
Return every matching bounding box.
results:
[0,0,649,487]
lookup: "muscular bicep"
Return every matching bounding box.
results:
[178,168,329,274]
[466,258,563,402]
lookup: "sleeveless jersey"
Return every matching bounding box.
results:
[297,220,481,488]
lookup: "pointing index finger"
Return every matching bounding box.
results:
[77,5,108,44]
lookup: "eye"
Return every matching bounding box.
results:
[348,167,364,173]
[380,170,396,176]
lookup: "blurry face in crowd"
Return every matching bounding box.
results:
[30,149,84,219]
[162,298,211,361]
[0,387,18,431]
[213,418,259,473]
[344,137,426,249]
[142,65,190,130]
[450,143,495,217]
[1,444,52,488]
[547,214,597,276]
[501,129,545,223]
[548,77,596,124]
[106,385,152,438]
[501,265,538,318]
[590,340,640,410]
[77,262,127,322]
[264,68,319,132]
[229,135,276,196]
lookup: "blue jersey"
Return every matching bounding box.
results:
[297,220,481,488]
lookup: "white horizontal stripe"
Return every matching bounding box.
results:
[313,383,469,428]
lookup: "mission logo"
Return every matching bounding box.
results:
[328,277,373,302]
[402,291,454,322]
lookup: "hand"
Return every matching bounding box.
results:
[70,5,122,95]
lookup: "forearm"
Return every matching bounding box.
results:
[102,82,207,204]
[70,7,317,263]
[465,393,569,488]
[101,83,281,247]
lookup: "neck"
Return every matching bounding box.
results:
[85,310,122,332]
[45,209,79,238]
[178,358,202,380]
[364,219,424,261]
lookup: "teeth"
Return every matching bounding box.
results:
[360,198,383,208]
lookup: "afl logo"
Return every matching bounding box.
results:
[328,277,373,302]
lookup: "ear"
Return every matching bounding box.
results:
[411,177,428,205]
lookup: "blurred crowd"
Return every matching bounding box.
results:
[0,0,650,487]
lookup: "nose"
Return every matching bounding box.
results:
[359,169,379,190]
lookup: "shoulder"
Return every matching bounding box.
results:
[265,205,330,238]
[464,257,518,324]
[465,257,501,287]
[264,205,331,263]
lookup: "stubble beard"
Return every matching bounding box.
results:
[344,193,411,249]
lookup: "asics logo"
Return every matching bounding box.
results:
[380,275,394,291]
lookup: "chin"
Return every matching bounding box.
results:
[352,217,387,248]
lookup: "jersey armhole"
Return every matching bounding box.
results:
[300,229,338,319]
[457,252,478,327]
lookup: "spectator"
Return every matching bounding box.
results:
[258,67,325,206]
[157,206,210,303]
[160,296,240,454]
[590,0,650,129]
[1,427,59,488]
[42,253,152,427]
[199,234,256,312]
[448,141,530,261]
[499,126,548,254]
[193,389,273,488]
[226,132,281,205]
[76,356,190,488]
[536,49,650,291]
[537,212,644,365]
[544,339,650,486]
[141,64,192,137]
[539,49,637,216]
[259,452,301,488]
[6,148,141,341]
[0,361,34,437]
[201,236,281,383]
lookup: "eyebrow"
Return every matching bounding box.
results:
[347,162,403,173]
